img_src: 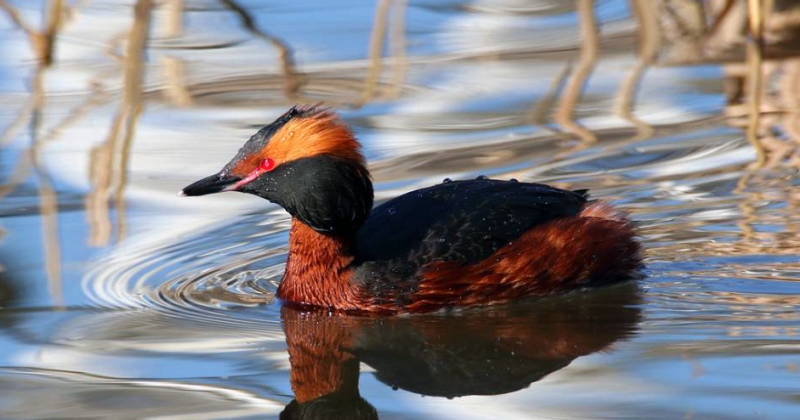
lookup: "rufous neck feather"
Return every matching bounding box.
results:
[277,220,360,309]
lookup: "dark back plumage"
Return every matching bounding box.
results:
[352,178,588,286]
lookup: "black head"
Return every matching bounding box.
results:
[242,155,373,235]
[182,106,374,236]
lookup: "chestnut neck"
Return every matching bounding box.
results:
[276,219,360,309]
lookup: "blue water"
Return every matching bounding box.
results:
[2,0,800,418]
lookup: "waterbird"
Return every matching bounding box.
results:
[181,105,642,314]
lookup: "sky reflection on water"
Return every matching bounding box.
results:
[2,0,800,418]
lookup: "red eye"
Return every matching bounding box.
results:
[259,158,276,172]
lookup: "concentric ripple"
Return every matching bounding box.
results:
[82,212,292,331]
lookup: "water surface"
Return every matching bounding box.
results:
[2,0,800,418]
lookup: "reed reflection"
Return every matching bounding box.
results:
[0,269,16,310]
[279,283,641,419]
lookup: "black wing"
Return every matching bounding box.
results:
[353,179,587,274]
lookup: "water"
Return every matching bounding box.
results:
[2,0,800,418]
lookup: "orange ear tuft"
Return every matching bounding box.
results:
[229,106,365,177]
[266,109,365,165]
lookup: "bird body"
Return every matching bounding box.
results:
[183,106,642,314]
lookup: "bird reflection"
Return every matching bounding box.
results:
[279,283,641,419]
